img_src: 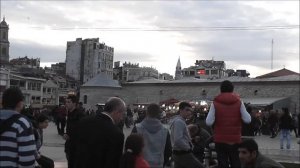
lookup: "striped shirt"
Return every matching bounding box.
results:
[0,109,36,168]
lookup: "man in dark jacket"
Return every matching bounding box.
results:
[75,97,126,168]
[279,108,293,149]
[238,139,284,168]
[63,95,85,168]
[206,80,251,168]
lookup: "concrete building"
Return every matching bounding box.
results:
[42,80,59,106]
[182,59,226,79]
[0,17,10,64]
[226,69,250,77]
[9,73,46,108]
[51,62,66,76]
[160,73,173,80]
[113,62,159,83]
[66,38,114,84]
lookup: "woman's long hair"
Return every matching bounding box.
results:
[120,133,144,168]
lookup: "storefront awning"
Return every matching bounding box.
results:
[242,97,289,106]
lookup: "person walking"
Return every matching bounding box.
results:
[75,97,126,168]
[279,108,293,149]
[169,102,204,168]
[0,87,36,167]
[206,80,251,168]
[120,133,150,168]
[55,104,67,135]
[132,103,172,168]
[63,95,85,168]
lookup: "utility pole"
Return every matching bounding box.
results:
[271,39,274,70]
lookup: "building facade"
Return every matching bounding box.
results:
[51,62,66,76]
[0,17,9,64]
[182,60,227,79]
[66,38,114,84]
[113,62,159,83]
[80,75,300,115]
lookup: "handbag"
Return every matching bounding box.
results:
[37,155,54,168]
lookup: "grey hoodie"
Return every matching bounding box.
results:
[136,117,169,168]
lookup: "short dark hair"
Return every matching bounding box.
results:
[147,103,161,118]
[36,114,49,123]
[179,102,192,110]
[220,80,234,93]
[125,133,144,155]
[67,95,78,104]
[120,133,144,168]
[238,139,258,153]
[2,87,24,109]
[104,97,124,113]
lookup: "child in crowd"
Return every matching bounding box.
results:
[120,133,149,168]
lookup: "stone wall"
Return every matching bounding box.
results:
[80,81,299,114]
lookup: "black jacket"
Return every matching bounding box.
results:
[75,113,124,168]
[279,114,293,130]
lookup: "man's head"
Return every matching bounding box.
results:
[2,87,24,112]
[220,80,234,93]
[37,114,49,129]
[146,103,162,119]
[179,102,193,119]
[104,97,126,124]
[65,95,78,112]
[238,139,258,166]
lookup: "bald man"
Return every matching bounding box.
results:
[75,97,126,168]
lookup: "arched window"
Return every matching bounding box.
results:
[83,95,87,104]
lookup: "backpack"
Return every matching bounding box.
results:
[0,114,22,135]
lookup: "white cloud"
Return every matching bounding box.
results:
[2,1,299,77]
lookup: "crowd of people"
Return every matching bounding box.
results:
[0,80,298,168]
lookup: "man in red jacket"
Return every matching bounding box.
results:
[206,80,251,168]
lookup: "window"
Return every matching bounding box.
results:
[37,83,41,91]
[211,70,218,75]
[2,32,6,39]
[19,81,25,87]
[2,47,6,55]
[83,95,87,104]
[47,88,52,93]
[205,70,210,75]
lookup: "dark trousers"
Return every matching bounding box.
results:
[65,140,76,168]
[215,143,241,168]
[56,118,66,135]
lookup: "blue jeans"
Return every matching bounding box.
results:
[280,129,291,149]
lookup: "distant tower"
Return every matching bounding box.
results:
[175,57,183,80]
[0,17,10,64]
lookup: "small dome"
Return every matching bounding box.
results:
[0,17,9,28]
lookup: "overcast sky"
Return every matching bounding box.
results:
[1,0,299,77]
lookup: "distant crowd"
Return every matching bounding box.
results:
[1,80,299,168]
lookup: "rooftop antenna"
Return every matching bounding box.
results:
[271,39,274,70]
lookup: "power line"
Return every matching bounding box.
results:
[29,25,299,31]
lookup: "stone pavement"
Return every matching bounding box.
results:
[41,122,300,167]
